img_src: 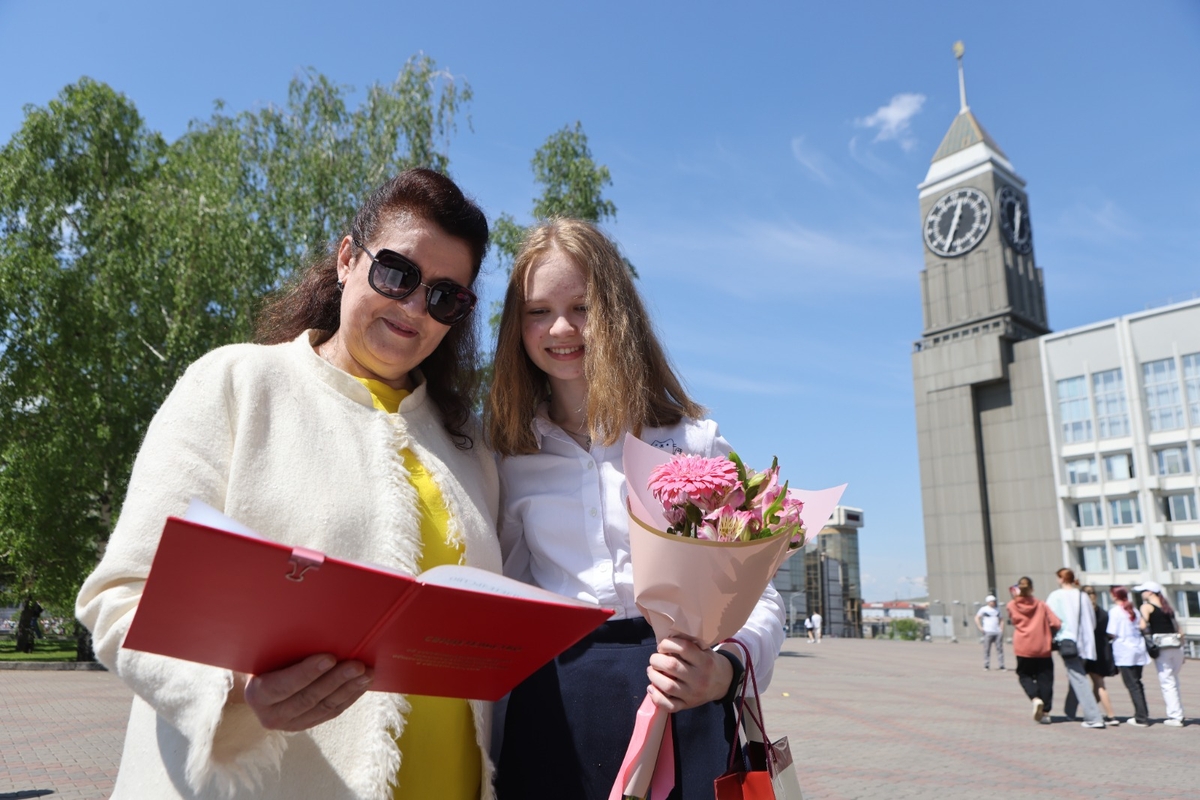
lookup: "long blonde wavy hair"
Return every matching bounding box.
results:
[486,219,703,456]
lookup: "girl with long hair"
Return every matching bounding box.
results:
[1106,586,1151,726]
[486,219,785,799]
[1134,581,1187,726]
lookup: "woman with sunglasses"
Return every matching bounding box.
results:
[77,169,502,799]
[485,219,785,799]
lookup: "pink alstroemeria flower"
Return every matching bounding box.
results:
[703,506,757,542]
[648,455,740,514]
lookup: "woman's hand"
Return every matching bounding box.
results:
[646,637,734,712]
[234,654,374,732]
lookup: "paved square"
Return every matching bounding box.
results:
[1,639,1193,798]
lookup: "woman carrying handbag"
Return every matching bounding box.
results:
[1134,581,1187,727]
[1045,568,1106,728]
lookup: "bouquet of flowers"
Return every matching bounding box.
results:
[610,435,846,800]
[648,452,808,546]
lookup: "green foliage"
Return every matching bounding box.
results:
[530,122,616,225]
[0,59,470,621]
[892,618,923,641]
[491,121,619,274]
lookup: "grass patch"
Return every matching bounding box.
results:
[0,635,79,662]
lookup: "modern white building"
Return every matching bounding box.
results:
[911,44,1198,655]
[1041,298,1200,653]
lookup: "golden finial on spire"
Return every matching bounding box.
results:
[953,41,965,59]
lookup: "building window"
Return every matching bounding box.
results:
[1057,376,1093,443]
[1165,540,1199,569]
[1155,446,1192,476]
[1104,453,1135,481]
[1078,544,1109,572]
[1164,493,1198,522]
[1109,498,1142,526]
[1092,368,1130,439]
[1143,357,1184,431]
[1113,542,1144,571]
[1185,352,1200,426]
[1178,590,1200,618]
[1075,501,1102,527]
[1066,457,1098,484]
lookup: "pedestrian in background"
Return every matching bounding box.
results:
[1065,586,1119,725]
[1006,576,1060,724]
[1135,581,1187,727]
[974,594,1005,670]
[1046,568,1106,728]
[1107,586,1150,727]
[804,616,815,643]
[811,611,823,643]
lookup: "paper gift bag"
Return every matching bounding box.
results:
[714,641,804,800]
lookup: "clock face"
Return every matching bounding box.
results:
[923,187,992,257]
[996,185,1033,254]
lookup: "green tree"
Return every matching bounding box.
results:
[0,58,471,658]
[491,121,618,273]
[892,618,923,641]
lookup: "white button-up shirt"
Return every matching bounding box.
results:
[498,415,785,686]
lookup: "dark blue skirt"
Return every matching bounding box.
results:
[496,618,737,800]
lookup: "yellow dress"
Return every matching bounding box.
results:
[356,378,482,800]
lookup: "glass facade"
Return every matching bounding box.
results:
[1092,368,1130,439]
[1075,501,1102,527]
[1078,544,1108,572]
[1104,453,1134,481]
[1143,357,1184,431]
[1184,352,1200,425]
[1057,376,1093,443]
[1066,457,1098,484]
[1109,497,1141,526]
[1164,493,1198,522]
[1155,446,1192,476]
[1113,542,1144,571]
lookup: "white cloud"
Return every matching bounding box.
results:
[790,136,833,184]
[855,93,927,151]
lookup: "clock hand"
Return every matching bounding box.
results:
[1013,203,1022,242]
[945,199,964,251]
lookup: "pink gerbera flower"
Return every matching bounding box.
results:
[648,455,740,514]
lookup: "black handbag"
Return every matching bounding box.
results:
[1056,590,1083,659]
[1143,632,1160,659]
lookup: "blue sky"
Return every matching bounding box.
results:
[4,1,1199,601]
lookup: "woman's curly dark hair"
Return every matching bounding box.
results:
[255,168,488,448]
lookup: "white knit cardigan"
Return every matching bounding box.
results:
[76,332,502,800]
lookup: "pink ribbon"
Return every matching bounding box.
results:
[608,696,675,800]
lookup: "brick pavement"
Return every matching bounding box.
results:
[0,640,1193,799]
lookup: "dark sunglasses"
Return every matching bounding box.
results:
[354,239,477,325]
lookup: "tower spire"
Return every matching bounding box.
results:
[954,41,968,112]
[955,40,964,112]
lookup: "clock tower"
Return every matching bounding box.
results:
[911,43,1061,634]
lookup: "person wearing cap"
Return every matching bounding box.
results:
[974,594,1005,670]
[1134,580,1187,727]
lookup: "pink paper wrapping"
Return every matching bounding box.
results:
[612,434,847,798]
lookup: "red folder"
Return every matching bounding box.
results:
[123,503,613,700]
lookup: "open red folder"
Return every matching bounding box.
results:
[123,501,613,701]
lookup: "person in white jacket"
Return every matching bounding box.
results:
[1045,568,1105,728]
[485,219,786,799]
[76,169,503,800]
